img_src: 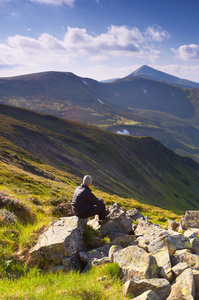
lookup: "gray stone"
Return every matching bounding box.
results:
[171,249,199,270]
[134,220,168,241]
[113,245,158,281]
[29,216,85,270]
[137,236,150,251]
[88,203,132,237]
[126,208,146,221]
[91,257,110,267]
[111,234,137,248]
[167,219,180,231]
[79,244,110,264]
[148,234,191,255]
[123,278,170,300]
[184,229,199,239]
[193,270,199,293]
[109,245,123,263]
[190,238,199,254]
[151,247,172,282]
[132,290,160,300]
[172,262,189,277]
[167,268,195,300]
[180,211,199,230]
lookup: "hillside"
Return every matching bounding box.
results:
[0,103,199,214]
[0,69,199,163]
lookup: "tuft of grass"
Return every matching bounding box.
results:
[0,263,126,300]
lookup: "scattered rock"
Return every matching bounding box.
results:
[135,220,167,240]
[180,211,199,230]
[132,290,160,300]
[109,245,123,263]
[151,246,172,282]
[167,219,180,231]
[88,203,132,237]
[172,262,189,277]
[126,208,146,221]
[167,268,195,300]
[113,245,158,281]
[27,205,199,300]
[123,278,170,299]
[111,234,137,248]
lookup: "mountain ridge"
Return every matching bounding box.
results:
[0,67,199,163]
[124,65,199,89]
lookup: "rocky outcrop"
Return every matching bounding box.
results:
[28,207,199,299]
[88,202,132,237]
[29,216,87,271]
[113,245,158,281]
[180,211,199,230]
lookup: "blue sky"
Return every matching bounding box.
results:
[0,0,199,82]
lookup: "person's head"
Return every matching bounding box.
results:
[83,175,92,186]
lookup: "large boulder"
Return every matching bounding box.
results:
[180,211,199,230]
[123,278,171,300]
[167,268,195,300]
[113,245,158,281]
[134,220,168,241]
[29,216,86,271]
[171,249,199,270]
[148,234,191,255]
[88,203,132,237]
[151,247,172,282]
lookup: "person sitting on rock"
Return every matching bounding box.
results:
[71,175,109,224]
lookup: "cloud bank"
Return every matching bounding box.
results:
[172,44,199,61]
[0,24,172,78]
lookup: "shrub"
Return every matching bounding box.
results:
[51,202,73,217]
[0,209,17,226]
[0,191,34,223]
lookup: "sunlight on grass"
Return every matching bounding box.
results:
[0,264,127,300]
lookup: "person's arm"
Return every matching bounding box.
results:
[86,190,103,206]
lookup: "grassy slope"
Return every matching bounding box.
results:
[0,104,197,296]
[0,103,199,213]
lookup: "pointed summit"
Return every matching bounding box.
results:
[125,65,199,88]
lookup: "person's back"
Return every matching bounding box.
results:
[71,175,109,222]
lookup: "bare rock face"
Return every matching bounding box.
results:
[180,211,199,230]
[113,245,158,281]
[29,216,86,271]
[88,203,132,237]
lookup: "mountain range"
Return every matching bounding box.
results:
[0,65,199,163]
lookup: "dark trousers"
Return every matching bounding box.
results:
[75,202,106,220]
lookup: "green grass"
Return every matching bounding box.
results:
[0,264,127,300]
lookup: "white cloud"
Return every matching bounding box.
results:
[145,25,170,42]
[63,25,143,55]
[30,0,75,6]
[0,25,171,78]
[172,44,199,61]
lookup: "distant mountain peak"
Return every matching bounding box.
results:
[125,65,199,89]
